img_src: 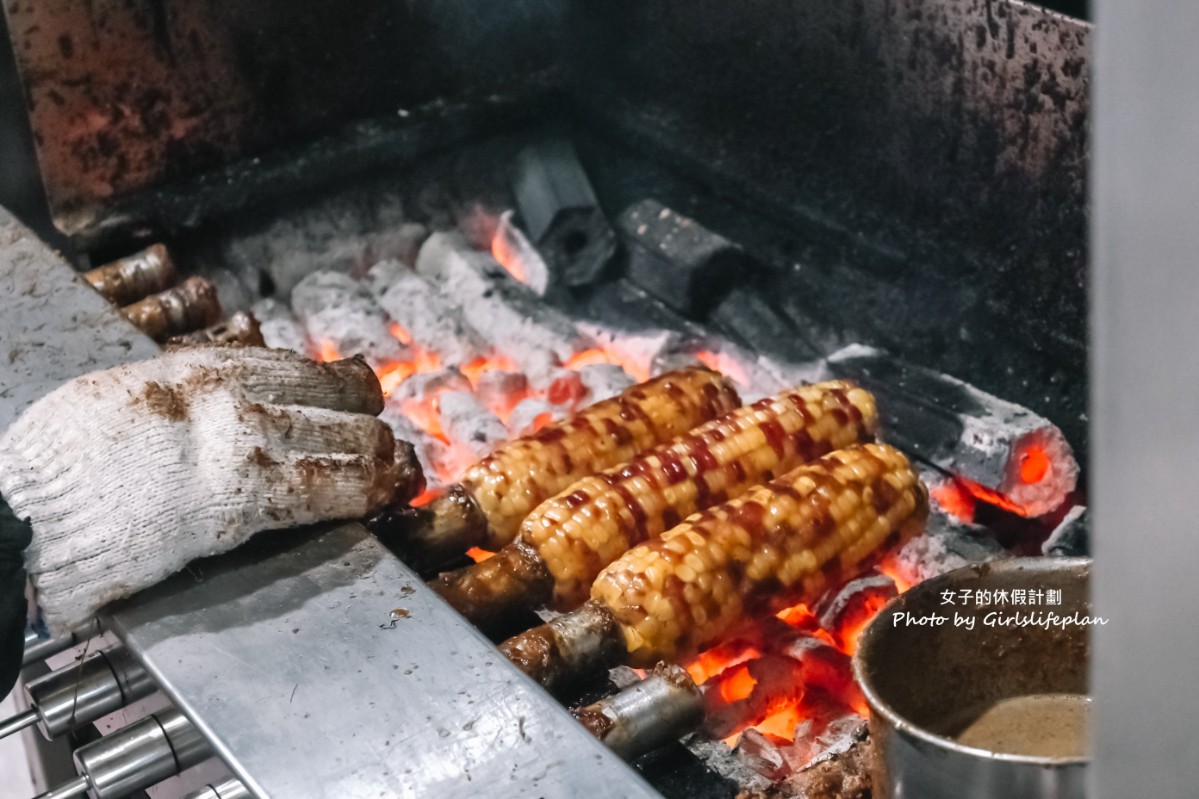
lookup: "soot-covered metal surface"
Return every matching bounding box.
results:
[572,0,1090,460]
[3,0,564,236]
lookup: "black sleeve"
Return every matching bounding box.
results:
[0,500,31,700]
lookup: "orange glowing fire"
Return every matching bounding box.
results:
[466,547,497,563]
[694,350,750,388]
[491,227,527,285]
[1019,443,1050,484]
[314,340,342,363]
[687,597,882,747]
[409,489,441,508]
[460,354,519,386]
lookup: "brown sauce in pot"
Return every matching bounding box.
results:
[954,693,1091,759]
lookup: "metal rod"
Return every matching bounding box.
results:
[0,708,38,740]
[31,775,89,799]
[22,631,77,667]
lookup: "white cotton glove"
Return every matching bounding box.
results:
[0,347,406,633]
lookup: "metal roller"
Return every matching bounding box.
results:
[21,624,99,668]
[0,646,153,741]
[180,778,253,799]
[31,708,212,799]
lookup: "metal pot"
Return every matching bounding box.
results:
[853,557,1092,799]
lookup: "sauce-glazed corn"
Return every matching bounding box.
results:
[523,381,878,608]
[591,443,927,666]
[462,368,740,548]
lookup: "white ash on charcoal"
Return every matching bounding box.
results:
[378,404,445,491]
[826,344,1079,518]
[880,484,1007,588]
[491,210,550,296]
[251,298,312,356]
[390,369,473,426]
[366,260,490,368]
[291,270,408,367]
[576,321,683,383]
[215,190,422,297]
[472,370,529,421]
[437,391,508,459]
[651,338,822,401]
[684,736,773,796]
[414,232,593,381]
[576,363,634,404]
[506,397,566,438]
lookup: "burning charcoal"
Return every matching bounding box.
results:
[776,704,868,778]
[359,222,429,270]
[826,345,1079,517]
[121,277,222,342]
[576,363,634,404]
[736,729,792,783]
[252,298,311,356]
[617,199,757,318]
[379,405,445,491]
[437,391,508,459]
[166,312,266,348]
[813,573,898,654]
[84,243,176,306]
[390,369,473,432]
[367,261,489,368]
[778,732,874,799]
[290,270,407,367]
[576,322,683,384]
[414,232,591,375]
[511,139,617,288]
[506,397,561,438]
[216,190,423,297]
[710,285,823,364]
[492,210,550,296]
[769,634,859,707]
[473,370,529,421]
[703,656,807,739]
[879,499,1007,589]
[1042,505,1089,556]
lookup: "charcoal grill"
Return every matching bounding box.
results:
[0,1,1094,797]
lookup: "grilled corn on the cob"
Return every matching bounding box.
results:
[433,381,878,631]
[372,367,740,572]
[499,444,927,690]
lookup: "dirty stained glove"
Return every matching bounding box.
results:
[0,346,409,634]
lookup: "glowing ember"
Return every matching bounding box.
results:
[466,547,497,563]
[409,489,441,507]
[687,643,763,686]
[491,226,527,285]
[545,372,587,406]
[1019,443,1050,484]
[959,476,1032,517]
[718,665,758,703]
[315,340,342,363]
[388,321,413,345]
[931,480,977,522]
[460,354,520,386]
[564,348,617,371]
[376,361,417,397]
[695,350,750,388]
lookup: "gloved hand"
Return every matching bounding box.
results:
[0,347,411,633]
